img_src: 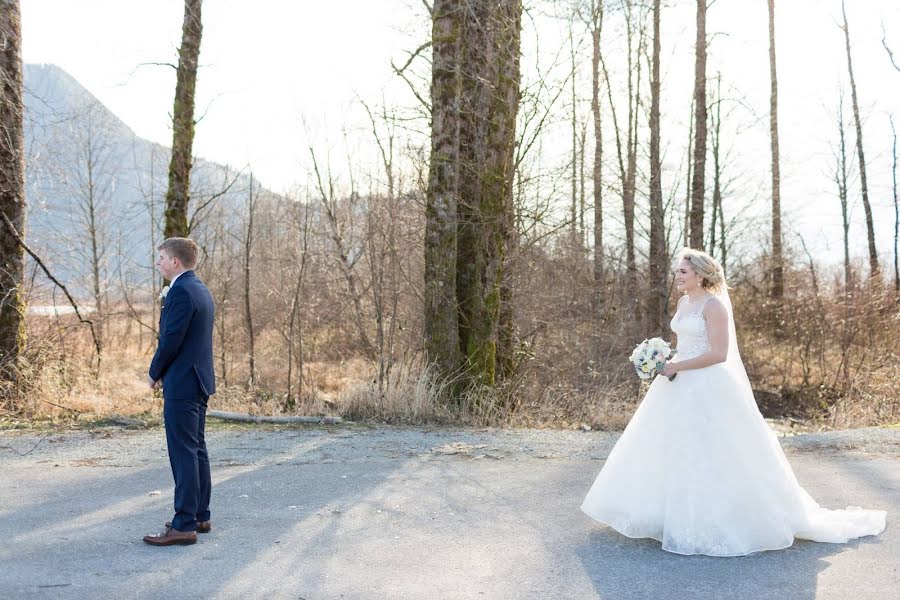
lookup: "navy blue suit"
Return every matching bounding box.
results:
[150,270,215,532]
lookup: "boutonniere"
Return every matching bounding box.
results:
[159,285,170,307]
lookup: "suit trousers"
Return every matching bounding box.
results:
[163,396,211,531]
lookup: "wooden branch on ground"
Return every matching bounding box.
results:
[207,410,343,425]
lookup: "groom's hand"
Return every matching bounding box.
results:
[147,375,161,390]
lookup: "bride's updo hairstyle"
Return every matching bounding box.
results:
[677,248,726,294]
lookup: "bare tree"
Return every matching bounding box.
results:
[768,0,783,300]
[0,0,25,385]
[164,0,203,240]
[841,1,879,278]
[622,1,644,295]
[689,0,708,249]
[51,102,120,351]
[600,1,645,302]
[309,145,377,360]
[892,115,899,292]
[588,0,604,313]
[708,75,722,259]
[834,92,852,292]
[242,174,258,388]
[569,21,579,239]
[647,0,667,335]
[283,198,312,407]
[683,99,694,247]
[834,91,853,388]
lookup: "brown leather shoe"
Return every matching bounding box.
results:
[143,525,197,546]
[165,520,211,533]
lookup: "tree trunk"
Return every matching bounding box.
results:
[622,1,641,295]
[87,156,105,351]
[590,0,604,313]
[841,1,879,279]
[456,0,521,386]
[496,0,522,382]
[570,23,578,239]
[836,92,851,293]
[0,0,26,385]
[768,0,784,299]
[709,75,722,258]
[684,100,694,248]
[689,0,707,249]
[647,0,667,336]
[424,0,463,381]
[892,115,899,292]
[164,0,203,240]
[243,175,257,389]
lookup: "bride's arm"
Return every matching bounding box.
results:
[662,298,729,376]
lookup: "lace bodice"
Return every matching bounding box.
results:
[670,297,711,361]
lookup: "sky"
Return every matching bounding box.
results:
[20,0,900,270]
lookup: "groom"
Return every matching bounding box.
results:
[143,237,216,546]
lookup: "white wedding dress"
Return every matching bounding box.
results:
[581,291,886,556]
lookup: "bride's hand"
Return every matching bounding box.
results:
[661,363,678,378]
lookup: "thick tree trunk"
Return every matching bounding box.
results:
[164,0,203,240]
[768,0,784,299]
[425,0,463,380]
[456,0,521,386]
[425,0,521,387]
[841,1,879,279]
[689,0,707,249]
[0,0,26,385]
[647,0,667,336]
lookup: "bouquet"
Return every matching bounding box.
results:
[630,337,676,381]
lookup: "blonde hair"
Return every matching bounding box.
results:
[677,247,726,293]
[159,237,199,269]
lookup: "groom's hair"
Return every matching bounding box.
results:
[159,237,199,269]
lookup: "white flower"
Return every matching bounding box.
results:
[648,337,667,351]
[159,285,170,302]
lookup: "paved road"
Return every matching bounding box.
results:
[1,425,897,599]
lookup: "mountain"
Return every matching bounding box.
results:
[23,63,256,300]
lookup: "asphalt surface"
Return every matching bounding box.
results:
[1,424,897,600]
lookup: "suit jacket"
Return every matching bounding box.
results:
[149,270,216,399]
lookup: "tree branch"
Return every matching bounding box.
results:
[0,212,102,362]
[883,24,900,73]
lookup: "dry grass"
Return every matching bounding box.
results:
[6,284,900,432]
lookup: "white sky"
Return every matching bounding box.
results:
[20,0,900,269]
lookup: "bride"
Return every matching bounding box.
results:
[581,248,886,556]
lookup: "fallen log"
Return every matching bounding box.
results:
[207,410,343,425]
